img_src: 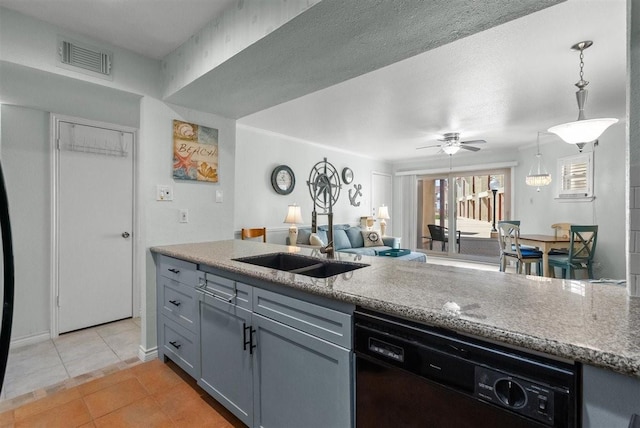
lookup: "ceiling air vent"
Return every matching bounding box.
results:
[58,39,112,76]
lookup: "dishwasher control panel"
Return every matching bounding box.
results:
[475,366,555,426]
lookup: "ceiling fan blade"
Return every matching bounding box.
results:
[460,139,486,145]
[459,145,481,152]
[416,144,442,150]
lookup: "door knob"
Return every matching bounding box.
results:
[122,232,130,238]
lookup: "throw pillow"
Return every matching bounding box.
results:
[309,233,325,247]
[362,230,384,247]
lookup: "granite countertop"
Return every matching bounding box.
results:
[151,239,640,378]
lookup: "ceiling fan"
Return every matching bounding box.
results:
[417,132,486,155]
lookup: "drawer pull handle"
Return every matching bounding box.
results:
[243,323,251,351]
[249,327,257,355]
[169,299,181,307]
[169,340,181,349]
[168,268,180,274]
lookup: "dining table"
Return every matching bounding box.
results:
[518,234,571,277]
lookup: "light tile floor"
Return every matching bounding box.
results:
[1,317,141,401]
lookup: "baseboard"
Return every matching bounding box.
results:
[10,331,51,349]
[138,345,158,362]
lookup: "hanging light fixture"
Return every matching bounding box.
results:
[442,144,460,155]
[525,132,552,191]
[547,41,618,144]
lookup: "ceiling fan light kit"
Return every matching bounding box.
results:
[547,41,618,145]
[442,144,461,155]
[417,132,485,155]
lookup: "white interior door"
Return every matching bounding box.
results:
[57,120,134,333]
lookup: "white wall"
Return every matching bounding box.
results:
[235,125,393,239]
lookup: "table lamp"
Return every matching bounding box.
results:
[377,205,390,236]
[284,204,303,245]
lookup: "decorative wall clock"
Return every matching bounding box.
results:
[271,165,295,195]
[342,167,354,184]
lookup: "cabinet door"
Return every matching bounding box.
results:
[199,294,253,427]
[252,313,353,428]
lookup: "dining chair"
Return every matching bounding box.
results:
[548,225,598,279]
[241,227,267,242]
[549,223,572,255]
[497,222,543,275]
[427,224,461,252]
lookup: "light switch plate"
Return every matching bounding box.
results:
[215,190,223,203]
[157,185,173,201]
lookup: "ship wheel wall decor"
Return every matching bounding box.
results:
[307,158,341,211]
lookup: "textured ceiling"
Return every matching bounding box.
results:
[0,0,236,59]
[0,0,626,163]
[238,0,626,161]
[166,0,562,118]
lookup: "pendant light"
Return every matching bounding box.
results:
[525,132,552,192]
[547,41,618,144]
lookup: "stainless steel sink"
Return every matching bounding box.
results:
[232,252,368,278]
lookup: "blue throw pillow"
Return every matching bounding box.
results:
[297,228,311,245]
[316,229,328,244]
[333,229,352,250]
[345,227,365,248]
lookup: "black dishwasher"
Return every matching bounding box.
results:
[354,309,578,428]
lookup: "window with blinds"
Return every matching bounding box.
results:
[556,152,593,200]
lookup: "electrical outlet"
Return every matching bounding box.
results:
[157,185,173,201]
[179,209,189,223]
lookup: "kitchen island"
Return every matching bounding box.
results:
[151,239,640,427]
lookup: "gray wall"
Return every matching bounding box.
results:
[629,0,640,296]
[1,106,50,339]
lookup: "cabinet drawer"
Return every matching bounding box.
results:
[158,256,198,286]
[199,272,252,310]
[161,316,198,378]
[253,287,352,348]
[159,276,197,332]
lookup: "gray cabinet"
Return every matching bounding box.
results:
[198,279,254,427]
[157,259,354,428]
[157,255,199,378]
[252,312,352,428]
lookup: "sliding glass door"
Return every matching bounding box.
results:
[417,168,511,261]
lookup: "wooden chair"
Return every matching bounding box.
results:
[241,227,266,242]
[497,222,543,275]
[426,224,461,252]
[548,225,598,279]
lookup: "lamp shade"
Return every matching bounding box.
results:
[442,145,460,155]
[377,206,390,220]
[489,177,500,191]
[547,118,618,144]
[283,205,303,224]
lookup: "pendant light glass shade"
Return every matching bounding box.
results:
[526,133,552,191]
[548,118,618,144]
[547,41,617,145]
[442,144,460,155]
